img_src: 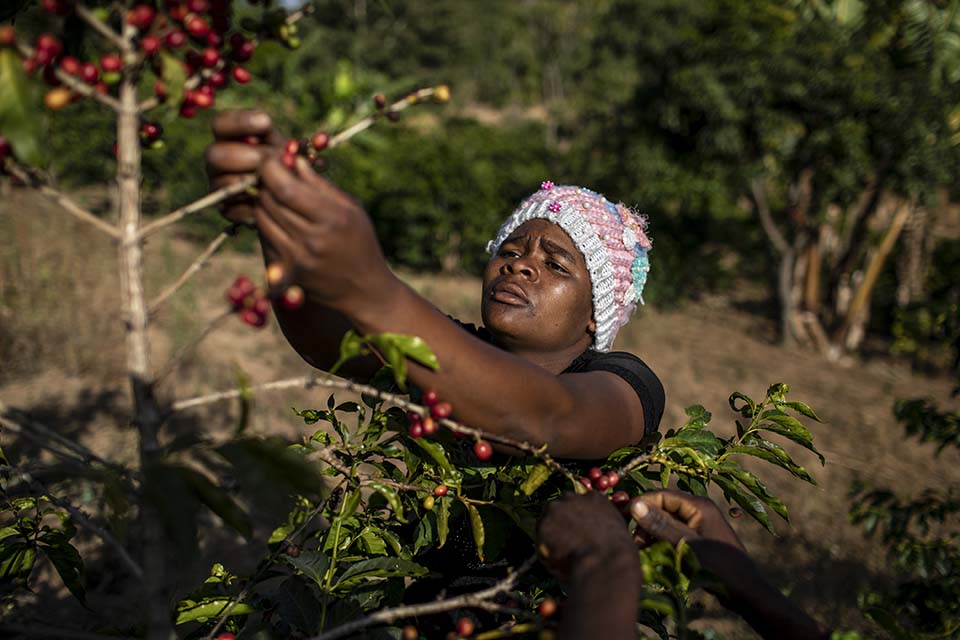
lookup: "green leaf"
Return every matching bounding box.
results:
[666,429,723,456]
[334,557,428,589]
[159,52,187,116]
[217,437,328,496]
[519,463,553,496]
[364,332,440,388]
[716,463,788,521]
[682,404,712,428]
[726,441,816,484]
[358,528,388,556]
[0,48,43,166]
[782,400,824,423]
[0,542,36,582]
[175,466,253,538]
[39,536,86,605]
[765,383,789,403]
[271,576,319,634]
[463,500,485,562]
[284,550,329,587]
[712,475,775,534]
[235,368,253,436]
[436,496,451,548]
[367,482,406,523]
[341,488,363,520]
[758,413,825,465]
[330,330,369,375]
[409,439,460,482]
[728,392,756,418]
[175,596,256,625]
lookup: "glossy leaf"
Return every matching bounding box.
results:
[0,48,42,166]
[175,596,256,625]
[758,413,825,465]
[727,441,816,484]
[717,463,789,521]
[782,400,824,422]
[39,532,85,605]
[436,495,451,547]
[334,557,428,589]
[712,475,775,534]
[367,481,406,523]
[284,550,329,587]
[519,463,552,496]
[463,500,485,561]
[271,576,320,633]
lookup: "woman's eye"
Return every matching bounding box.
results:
[499,249,520,258]
[547,260,567,273]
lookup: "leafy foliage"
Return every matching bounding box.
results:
[850,398,960,639]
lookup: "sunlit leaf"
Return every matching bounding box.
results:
[0,48,42,166]
[334,557,428,589]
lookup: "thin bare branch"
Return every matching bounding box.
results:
[170,373,578,483]
[148,227,235,316]
[3,162,120,239]
[0,400,131,477]
[309,556,537,640]
[144,85,450,233]
[139,179,254,238]
[76,4,127,51]
[153,310,233,383]
[19,471,144,582]
[15,41,123,112]
[750,177,790,256]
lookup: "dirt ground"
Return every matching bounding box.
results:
[2,189,958,637]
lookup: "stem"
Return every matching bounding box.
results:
[152,310,232,383]
[138,179,254,238]
[116,19,171,640]
[309,556,537,640]
[169,373,577,484]
[3,162,120,238]
[15,41,123,112]
[75,4,127,50]
[148,227,236,316]
[320,465,357,630]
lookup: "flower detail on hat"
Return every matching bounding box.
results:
[548,201,563,213]
[540,180,554,190]
[622,226,638,249]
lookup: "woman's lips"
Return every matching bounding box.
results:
[490,281,529,306]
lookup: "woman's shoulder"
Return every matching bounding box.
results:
[564,349,666,434]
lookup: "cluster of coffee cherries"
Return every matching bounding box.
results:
[224,273,304,329]
[579,467,630,505]
[407,390,493,461]
[401,615,478,640]
[19,0,263,122]
[276,132,330,171]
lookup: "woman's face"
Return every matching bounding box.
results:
[482,219,596,353]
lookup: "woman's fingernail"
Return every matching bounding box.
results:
[251,112,270,129]
[631,500,648,519]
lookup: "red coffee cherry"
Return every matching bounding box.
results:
[281,286,305,310]
[187,0,209,12]
[401,626,418,640]
[610,490,630,506]
[23,58,38,75]
[310,131,329,151]
[164,31,187,49]
[154,80,168,101]
[421,416,437,435]
[281,152,296,170]
[594,475,610,491]
[538,597,558,618]
[127,4,156,30]
[422,389,439,406]
[232,274,253,296]
[430,401,452,420]
[231,39,256,62]
[409,422,424,439]
[43,0,73,15]
[36,33,63,56]
[141,121,162,142]
[60,56,81,75]
[179,103,198,118]
[141,35,160,55]
[201,47,220,68]
[253,296,271,316]
[433,484,448,497]
[473,440,493,461]
[284,139,300,155]
[455,617,475,637]
[185,15,210,39]
[231,66,251,84]
[206,32,223,48]
[588,467,603,482]
[606,471,620,487]
[578,476,593,491]
[373,92,386,108]
[209,70,227,88]
[100,54,122,73]
[240,307,266,328]
[216,634,235,640]
[407,410,422,425]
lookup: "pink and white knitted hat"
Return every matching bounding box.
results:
[486,182,652,352]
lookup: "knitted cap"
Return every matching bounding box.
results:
[485,182,651,352]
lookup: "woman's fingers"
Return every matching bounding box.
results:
[206,141,268,176]
[212,109,274,140]
[254,202,300,291]
[642,490,705,530]
[630,497,700,546]
[261,186,314,241]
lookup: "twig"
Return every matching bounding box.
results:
[141,85,449,237]
[139,70,204,113]
[15,41,123,112]
[0,400,131,477]
[750,177,790,256]
[138,180,253,238]
[76,4,128,51]
[19,471,145,582]
[170,373,578,484]
[153,310,233,383]
[0,622,139,640]
[309,556,537,640]
[617,452,653,477]
[148,227,235,316]
[3,162,120,239]
[202,479,346,640]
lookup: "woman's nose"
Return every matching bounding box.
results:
[502,255,538,280]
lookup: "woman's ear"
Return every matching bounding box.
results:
[587,318,597,336]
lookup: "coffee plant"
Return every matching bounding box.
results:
[0,2,825,639]
[849,397,960,639]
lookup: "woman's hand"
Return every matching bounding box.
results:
[205,110,285,226]
[628,489,745,550]
[255,155,395,315]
